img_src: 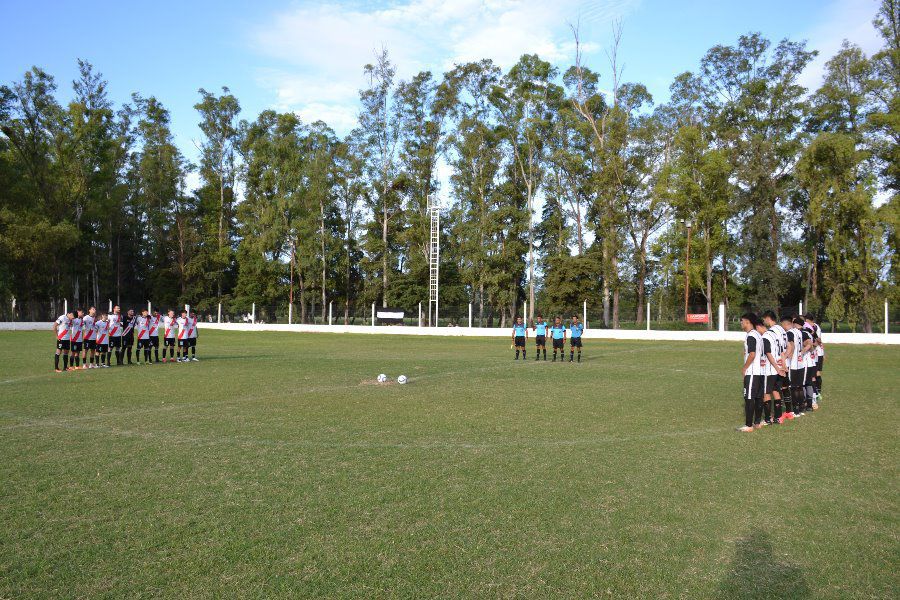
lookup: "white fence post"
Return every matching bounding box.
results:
[108,299,112,313]
[799,301,804,316]
[719,302,726,335]
[524,300,528,322]
[64,298,68,316]
[371,303,375,327]
[251,302,255,325]
[288,302,292,324]
[185,304,190,317]
[646,301,651,331]
[418,302,422,328]
[886,300,889,336]
[217,302,222,324]
[148,300,151,314]
[468,303,472,327]
[583,300,587,328]
[329,301,333,326]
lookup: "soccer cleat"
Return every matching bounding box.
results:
[738,426,754,432]
[162,358,167,364]
[784,412,794,420]
[777,416,785,424]
[191,357,198,362]
[812,402,819,410]
[55,369,62,373]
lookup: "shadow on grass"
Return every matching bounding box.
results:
[718,531,810,599]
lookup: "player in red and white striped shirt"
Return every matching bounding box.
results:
[162,310,178,363]
[136,309,151,365]
[82,307,97,369]
[148,311,162,364]
[94,313,110,367]
[186,312,199,361]
[53,310,74,372]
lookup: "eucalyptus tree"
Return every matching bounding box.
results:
[358,49,402,307]
[194,87,240,301]
[699,33,816,308]
[445,60,503,324]
[491,54,560,322]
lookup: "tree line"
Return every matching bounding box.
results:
[1,2,898,330]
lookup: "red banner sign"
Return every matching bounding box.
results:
[686,313,709,323]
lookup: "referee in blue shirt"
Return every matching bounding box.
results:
[533,314,548,360]
[550,317,566,362]
[569,315,584,362]
[512,316,528,360]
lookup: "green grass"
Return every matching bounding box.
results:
[0,331,897,598]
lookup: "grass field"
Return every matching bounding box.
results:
[0,330,897,598]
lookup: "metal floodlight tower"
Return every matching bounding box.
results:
[428,196,440,327]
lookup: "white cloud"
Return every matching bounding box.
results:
[249,0,639,134]
[798,0,883,92]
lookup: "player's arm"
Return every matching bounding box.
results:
[743,337,756,375]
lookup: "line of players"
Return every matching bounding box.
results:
[53,305,199,372]
[740,311,825,432]
[512,314,584,362]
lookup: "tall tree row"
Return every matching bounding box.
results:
[1,1,897,329]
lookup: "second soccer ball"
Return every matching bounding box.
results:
[377,373,388,383]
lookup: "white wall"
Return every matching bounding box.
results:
[5,321,892,345]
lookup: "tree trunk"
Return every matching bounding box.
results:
[705,232,713,330]
[602,243,610,326]
[320,197,327,323]
[382,199,388,307]
[527,182,535,324]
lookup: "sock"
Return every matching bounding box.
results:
[744,397,754,428]
[543,349,547,359]
[804,386,815,408]
[522,349,526,359]
[63,354,69,370]
[577,351,581,362]
[763,399,771,422]
[818,375,823,394]
[55,354,60,370]
[782,387,792,413]
[515,349,519,359]
[154,348,159,362]
[145,349,150,363]
[774,395,783,419]
[570,351,574,361]
[792,388,804,412]
[126,347,132,363]
[753,397,763,425]
[73,355,79,368]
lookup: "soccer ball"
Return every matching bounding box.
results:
[377,374,387,383]
[397,375,408,385]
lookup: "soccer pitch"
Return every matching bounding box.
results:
[1,331,897,598]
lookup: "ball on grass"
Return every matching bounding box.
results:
[397,375,408,385]
[377,374,387,383]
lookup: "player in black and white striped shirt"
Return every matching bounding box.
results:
[762,311,790,423]
[740,313,765,432]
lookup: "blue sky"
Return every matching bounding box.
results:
[1,0,884,189]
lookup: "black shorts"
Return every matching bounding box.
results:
[552,338,564,349]
[85,340,96,350]
[150,336,160,347]
[96,343,109,353]
[189,338,197,347]
[164,338,176,347]
[817,356,824,372]
[137,339,148,349]
[571,337,582,348]
[71,341,83,352]
[535,335,546,347]
[790,368,806,387]
[110,336,122,348]
[762,374,776,394]
[743,374,763,400]
[514,336,526,347]
[56,339,71,351]
[123,334,134,347]
[178,338,186,348]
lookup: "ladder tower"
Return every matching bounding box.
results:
[428,197,440,327]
